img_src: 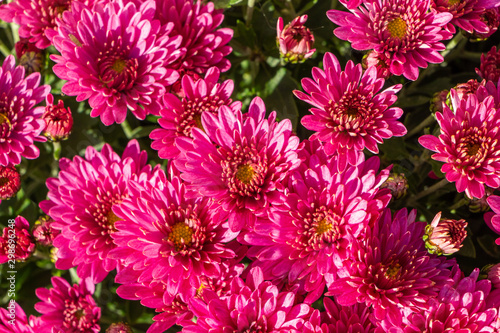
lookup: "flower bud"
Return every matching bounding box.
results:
[467,187,493,213]
[362,50,391,79]
[430,89,449,114]
[0,165,21,200]
[423,212,468,256]
[0,216,35,263]
[42,94,73,141]
[477,46,500,83]
[33,215,60,246]
[380,173,408,200]
[106,322,133,333]
[468,8,500,42]
[487,263,500,289]
[277,15,315,64]
[15,38,44,75]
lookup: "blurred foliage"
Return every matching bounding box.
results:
[0,0,499,331]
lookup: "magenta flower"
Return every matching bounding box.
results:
[39,140,156,283]
[153,0,233,76]
[321,298,379,333]
[244,139,391,303]
[327,0,453,80]
[294,52,406,168]
[484,195,500,245]
[110,171,238,301]
[0,0,75,49]
[0,55,49,167]
[0,302,40,333]
[328,208,454,323]
[0,216,35,264]
[49,0,182,125]
[477,46,500,83]
[35,276,100,332]
[419,91,500,199]
[277,15,316,63]
[184,267,314,333]
[0,166,21,201]
[150,67,241,160]
[396,267,500,332]
[174,97,301,232]
[41,94,73,141]
[32,216,60,246]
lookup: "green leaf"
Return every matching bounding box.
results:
[213,0,244,9]
[458,235,476,258]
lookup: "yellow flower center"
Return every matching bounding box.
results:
[112,59,127,74]
[106,210,121,230]
[465,142,480,156]
[0,113,11,128]
[236,164,255,184]
[193,114,204,131]
[316,218,332,235]
[387,17,407,39]
[168,222,193,251]
[447,0,460,5]
[385,262,402,279]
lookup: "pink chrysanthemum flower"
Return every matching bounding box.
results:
[32,215,60,246]
[419,91,500,199]
[484,195,500,245]
[110,171,238,300]
[150,67,241,160]
[321,298,379,333]
[430,0,499,34]
[471,7,500,41]
[0,165,21,201]
[153,0,233,76]
[49,0,182,125]
[477,46,500,83]
[0,55,50,167]
[294,52,406,168]
[39,140,156,283]
[0,0,75,49]
[328,208,454,323]
[0,216,35,264]
[327,0,453,80]
[0,302,40,333]
[397,267,500,332]
[184,267,314,333]
[174,97,301,232]
[245,140,391,303]
[35,276,100,333]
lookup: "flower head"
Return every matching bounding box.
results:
[294,52,406,168]
[477,46,500,83]
[185,267,313,332]
[42,94,73,141]
[150,67,241,160]
[419,90,500,199]
[0,216,35,264]
[153,0,233,76]
[35,276,100,332]
[39,140,156,283]
[362,50,391,79]
[380,173,408,200]
[397,267,500,332]
[327,0,453,80]
[430,0,498,34]
[322,298,378,333]
[49,0,182,125]
[106,322,132,333]
[488,263,500,289]
[328,208,454,322]
[470,7,500,41]
[244,140,391,303]
[423,212,468,255]
[110,171,238,300]
[0,55,50,166]
[0,165,21,201]
[0,0,74,49]
[15,38,44,75]
[174,97,301,232]
[277,15,316,63]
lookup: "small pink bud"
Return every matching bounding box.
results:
[423,212,468,256]
[380,173,408,200]
[106,322,132,333]
[0,165,21,200]
[469,8,500,42]
[362,50,391,79]
[33,215,60,246]
[277,15,315,64]
[0,216,35,263]
[42,94,73,141]
[15,38,44,75]
[477,46,500,83]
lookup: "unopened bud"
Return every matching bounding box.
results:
[380,173,408,200]
[423,212,468,256]
[277,15,315,64]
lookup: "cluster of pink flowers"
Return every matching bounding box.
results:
[0,0,500,332]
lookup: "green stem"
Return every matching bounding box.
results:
[52,141,61,161]
[406,114,435,138]
[408,178,449,205]
[246,0,255,25]
[441,33,465,60]
[121,119,133,139]
[449,198,468,212]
